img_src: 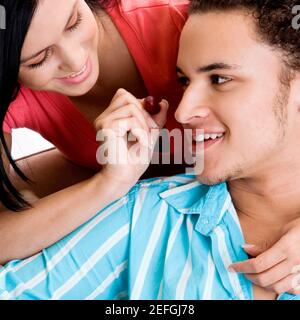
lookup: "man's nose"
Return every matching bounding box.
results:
[175,87,211,124]
[57,41,86,72]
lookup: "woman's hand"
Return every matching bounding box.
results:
[94,88,169,188]
[0,91,169,264]
[229,218,300,295]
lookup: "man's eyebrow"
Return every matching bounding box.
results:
[197,63,241,73]
[20,1,78,64]
[176,63,241,74]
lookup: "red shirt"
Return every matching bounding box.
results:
[4,0,189,170]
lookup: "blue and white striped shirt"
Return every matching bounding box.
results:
[0,174,299,300]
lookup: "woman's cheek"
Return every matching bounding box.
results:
[80,21,98,47]
[81,10,99,46]
[82,4,99,39]
[19,71,52,90]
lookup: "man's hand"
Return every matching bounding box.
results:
[229,219,300,295]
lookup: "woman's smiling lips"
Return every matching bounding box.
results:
[57,58,92,85]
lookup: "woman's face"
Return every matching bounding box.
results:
[19,0,100,96]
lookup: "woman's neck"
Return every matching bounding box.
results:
[87,9,147,103]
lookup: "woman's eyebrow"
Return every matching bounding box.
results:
[20,0,78,64]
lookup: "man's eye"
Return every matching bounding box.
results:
[211,75,232,85]
[177,76,190,88]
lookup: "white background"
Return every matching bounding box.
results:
[11,128,54,160]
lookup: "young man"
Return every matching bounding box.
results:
[1,0,300,300]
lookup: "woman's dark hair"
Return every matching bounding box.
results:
[0,0,113,211]
[189,0,300,70]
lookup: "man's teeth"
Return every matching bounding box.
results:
[194,133,224,142]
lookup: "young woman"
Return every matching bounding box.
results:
[1,0,300,298]
[3,0,300,300]
[0,0,189,264]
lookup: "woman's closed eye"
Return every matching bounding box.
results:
[28,49,52,70]
[67,12,83,32]
[28,12,83,70]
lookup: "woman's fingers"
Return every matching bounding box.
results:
[111,117,150,147]
[242,244,267,257]
[97,116,149,149]
[94,89,168,171]
[95,89,168,130]
[266,272,300,295]
[97,89,144,120]
[228,236,300,295]
[95,103,154,134]
[244,259,293,287]
[109,88,130,105]
[151,99,169,128]
[96,93,159,129]
[98,116,153,166]
[95,89,167,185]
[229,240,287,274]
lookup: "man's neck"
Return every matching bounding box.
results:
[227,165,300,247]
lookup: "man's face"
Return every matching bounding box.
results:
[176,11,294,185]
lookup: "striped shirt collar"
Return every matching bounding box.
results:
[159,179,232,236]
[160,178,297,300]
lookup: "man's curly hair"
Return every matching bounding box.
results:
[189,1,300,71]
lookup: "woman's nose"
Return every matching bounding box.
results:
[57,42,86,73]
[175,88,211,124]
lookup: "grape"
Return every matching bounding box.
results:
[143,96,161,115]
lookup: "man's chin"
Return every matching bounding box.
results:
[196,166,244,185]
[196,170,239,185]
[196,174,227,186]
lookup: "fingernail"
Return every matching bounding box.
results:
[160,99,169,108]
[242,244,255,249]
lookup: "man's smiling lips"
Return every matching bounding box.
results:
[188,128,226,154]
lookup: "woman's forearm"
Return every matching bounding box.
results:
[0,171,133,265]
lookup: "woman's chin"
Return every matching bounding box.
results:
[52,63,100,96]
[54,77,98,97]
[66,84,95,96]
